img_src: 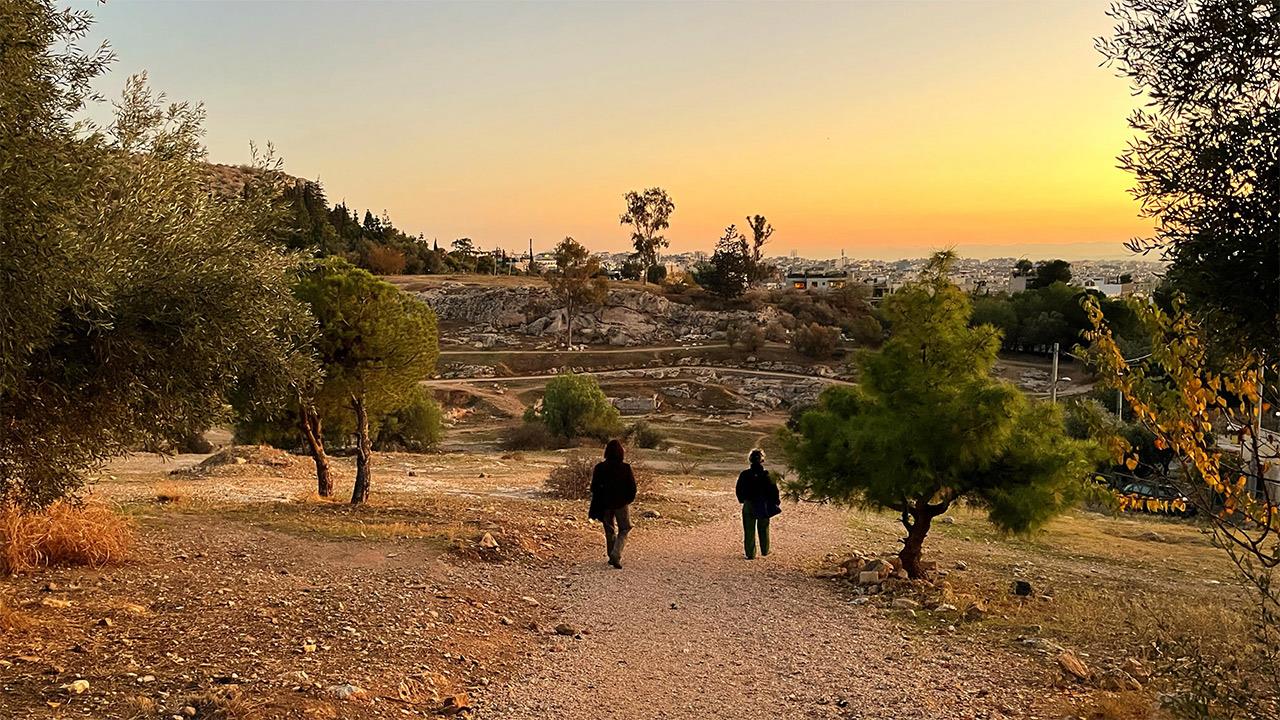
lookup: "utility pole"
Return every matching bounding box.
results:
[1050,342,1060,404]
[528,238,534,275]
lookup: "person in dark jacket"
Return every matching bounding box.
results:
[588,439,637,569]
[736,448,780,559]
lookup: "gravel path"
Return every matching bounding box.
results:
[482,502,1054,720]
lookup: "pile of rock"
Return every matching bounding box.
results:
[418,284,785,347]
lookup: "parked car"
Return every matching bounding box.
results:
[1116,481,1196,517]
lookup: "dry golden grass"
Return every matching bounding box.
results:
[152,481,188,504]
[1069,692,1164,720]
[545,453,659,500]
[181,688,265,720]
[0,597,32,632]
[0,501,133,574]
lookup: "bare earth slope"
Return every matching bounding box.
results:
[484,503,1051,720]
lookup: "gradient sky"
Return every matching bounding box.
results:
[77,0,1153,260]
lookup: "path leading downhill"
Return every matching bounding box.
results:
[481,502,1053,720]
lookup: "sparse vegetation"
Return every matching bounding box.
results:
[545,453,657,500]
[791,322,841,359]
[625,420,668,449]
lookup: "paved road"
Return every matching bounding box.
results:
[480,502,1050,719]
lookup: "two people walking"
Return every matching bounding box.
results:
[588,442,780,568]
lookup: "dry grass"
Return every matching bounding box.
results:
[0,597,32,632]
[181,688,265,720]
[0,501,133,574]
[545,453,659,500]
[1069,692,1163,720]
[152,481,188,504]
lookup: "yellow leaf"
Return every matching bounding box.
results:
[1125,457,1138,471]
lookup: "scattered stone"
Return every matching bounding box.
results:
[891,598,920,610]
[1058,650,1092,681]
[858,571,881,585]
[1098,669,1143,691]
[953,561,968,571]
[479,532,499,549]
[938,516,956,525]
[440,691,472,715]
[641,509,662,519]
[62,679,90,694]
[327,683,367,701]
[1139,530,1165,543]
[301,639,317,653]
[1011,579,1034,596]
[96,617,114,628]
[499,616,514,626]
[555,623,577,636]
[521,596,540,606]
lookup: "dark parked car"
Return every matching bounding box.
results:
[1117,481,1196,517]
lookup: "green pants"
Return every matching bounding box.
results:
[742,504,771,559]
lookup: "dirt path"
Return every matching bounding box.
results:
[480,502,1053,720]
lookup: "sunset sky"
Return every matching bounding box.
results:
[80,1,1152,260]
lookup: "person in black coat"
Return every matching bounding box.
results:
[736,448,780,559]
[589,439,637,569]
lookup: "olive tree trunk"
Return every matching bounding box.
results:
[350,394,373,505]
[298,401,332,497]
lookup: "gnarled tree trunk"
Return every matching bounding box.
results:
[298,400,332,497]
[898,499,945,579]
[350,394,373,505]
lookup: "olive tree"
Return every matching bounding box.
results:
[0,2,309,507]
[781,253,1095,578]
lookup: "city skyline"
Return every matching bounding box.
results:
[81,0,1155,261]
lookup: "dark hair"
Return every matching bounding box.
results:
[749,448,765,466]
[604,439,625,464]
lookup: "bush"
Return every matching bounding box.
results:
[792,322,841,359]
[374,386,444,451]
[626,421,668,449]
[538,373,623,440]
[726,322,765,354]
[0,501,133,575]
[545,453,658,500]
[501,422,565,451]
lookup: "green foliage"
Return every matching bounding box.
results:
[536,373,623,440]
[770,285,877,338]
[373,386,443,452]
[1099,0,1280,353]
[694,225,754,298]
[501,421,564,451]
[970,284,1143,355]
[781,252,1095,575]
[295,258,439,416]
[0,4,308,507]
[626,420,667,450]
[1028,259,1072,289]
[620,187,675,284]
[548,237,608,347]
[791,323,841,359]
[726,322,766,353]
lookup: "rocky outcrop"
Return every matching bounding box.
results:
[417,283,783,346]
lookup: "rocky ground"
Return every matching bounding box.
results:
[0,448,1241,719]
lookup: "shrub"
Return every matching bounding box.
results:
[538,373,623,440]
[726,322,765,354]
[545,453,658,500]
[501,422,564,451]
[375,386,444,451]
[626,420,668,449]
[0,501,133,575]
[364,243,407,275]
[846,314,883,346]
[792,322,841,359]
